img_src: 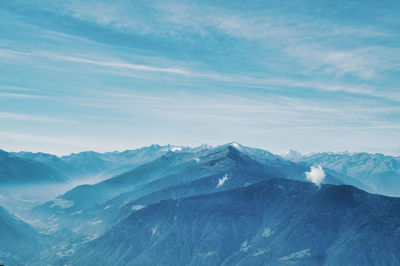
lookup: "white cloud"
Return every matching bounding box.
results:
[305,165,326,186]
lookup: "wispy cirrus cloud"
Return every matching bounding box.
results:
[1,43,399,103]
[0,131,76,145]
[0,92,46,99]
[0,131,105,155]
[50,0,391,40]
[74,1,397,82]
[0,85,37,92]
[1,0,399,155]
[70,90,396,130]
[44,54,191,76]
[285,45,400,79]
[0,112,73,123]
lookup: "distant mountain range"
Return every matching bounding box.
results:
[4,144,400,197]
[9,144,201,183]
[1,143,400,265]
[0,149,65,184]
[282,150,400,196]
[31,144,348,236]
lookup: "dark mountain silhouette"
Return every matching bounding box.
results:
[67,179,400,265]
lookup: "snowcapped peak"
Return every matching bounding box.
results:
[170,146,182,152]
[161,145,183,152]
[282,149,302,161]
[230,142,242,150]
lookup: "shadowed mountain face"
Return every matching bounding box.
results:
[13,144,201,181]
[0,149,65,184]
[59,144,201,178]
[3,143,400,265]
[0,206,42,266]
[30,144,350,245]
[66,179,400,266]
[13,151,79,179]
[286,151,400,197]
[31,146,328,219]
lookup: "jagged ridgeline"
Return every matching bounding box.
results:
[0,143,399,265]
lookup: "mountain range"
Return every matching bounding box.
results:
[0,149,65,184]
[0,143,399,265]
[68,179,400,266]
[283,150,400,197]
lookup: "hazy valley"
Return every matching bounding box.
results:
[1,143,400,265]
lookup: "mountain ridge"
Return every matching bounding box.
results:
[65,178,400,266]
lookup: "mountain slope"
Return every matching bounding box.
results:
[59,144,198,179]
[14,151,79,179]
[295,152,400,196]
[32,144,350,243]
[67,179,400,266]
[0,206,42,266]
[0,149,65,184]
[67,146,301,234]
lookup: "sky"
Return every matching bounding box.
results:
[0,0,399,156]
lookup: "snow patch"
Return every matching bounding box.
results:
[17,198,38,203]
[151,226,159,236]
[85,234,98,242]
[253,249,268,256]
[162,146,182,152]
[278,249,311,261]
[217,174,229,188]
[50,198,74,209]
[132,204,145,211]
[231,142,241,149]
[71,210,82,216]
[55,244,76,258]
[240,240,250,252]
[261,228,273,238]
[305,165,325,186]
[199,251,217,258]
[44,223,59,234]
[90,220,102,226]
[122,199,132,206]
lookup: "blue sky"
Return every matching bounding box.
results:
[0,0,399,155]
